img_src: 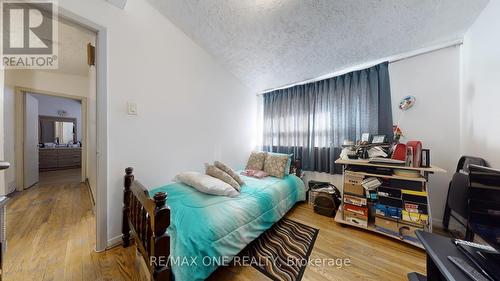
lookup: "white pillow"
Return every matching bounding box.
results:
[174,171,239,197]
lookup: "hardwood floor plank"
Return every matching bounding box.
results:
[4,170,426,280]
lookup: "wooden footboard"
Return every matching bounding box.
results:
[122,167,172,281]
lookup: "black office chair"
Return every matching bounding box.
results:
[442,156,488,240]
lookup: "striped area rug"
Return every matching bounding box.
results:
[240,218,319,281]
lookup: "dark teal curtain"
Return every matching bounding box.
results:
[262,62,393,174]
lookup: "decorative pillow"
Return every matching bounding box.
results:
[241,169,269,179]
[205,164,241,192]
[214,161,245,186]
[268,152,293,175]
[174,171,239,197]
[263,153,289,178]
[245,151,267,170]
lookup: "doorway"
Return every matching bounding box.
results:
[18,91,87,191]
[2,5,107,252]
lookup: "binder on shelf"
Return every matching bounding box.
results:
[401,190,427,197]
[402,210,429,225]
[378,186,402,199]
[378,196,403,209]
[402,191,428,205]
[386,179,424,191]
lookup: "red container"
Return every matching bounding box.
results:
[407,141,423,167]
[392,143,407,161]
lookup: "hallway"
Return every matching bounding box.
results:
[3,169,138,281]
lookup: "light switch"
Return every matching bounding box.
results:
[127,102,138,115]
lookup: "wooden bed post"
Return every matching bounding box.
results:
[152,192,172,281]
[294,158,302,177]
[122,167,133,247]
[122,167,172,281]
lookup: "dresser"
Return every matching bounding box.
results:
[39,148,81,171]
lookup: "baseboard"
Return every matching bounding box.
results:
[6,180,16,194]
[432,218,442,227]
[107,234,124,249]
[85,179,95,206]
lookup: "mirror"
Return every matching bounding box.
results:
[39,116,77,144]
[55,121,75,144]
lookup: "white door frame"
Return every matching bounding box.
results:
[14,88,89,189]
[6,5,108,253]
[56,8,108,252]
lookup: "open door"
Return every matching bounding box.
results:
[24,94,39,188]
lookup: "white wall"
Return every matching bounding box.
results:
[389,46,461,224]
[5,70,89,97]
[32,94,83,142]
[461,0,500,169]
[58,0,256,244]
[3,86,16,194]
[0,69,4,196]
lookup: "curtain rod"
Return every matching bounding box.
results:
[257,38,463,96]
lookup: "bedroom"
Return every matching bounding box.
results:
[0,0,499,280]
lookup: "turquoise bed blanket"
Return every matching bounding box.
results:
[149,173,306,281]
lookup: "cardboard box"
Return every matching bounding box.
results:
[344,183,365,196]
[398,221,424,239]
[344,173,365,196]
[344,194,367,206]
[345,173,364,184]
[375,216,399,234]
[344,204,369,216]
[344,209,368,221]
[345,215,368,228]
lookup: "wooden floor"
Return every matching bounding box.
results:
[4,169,139,281]
[4,170,426,281]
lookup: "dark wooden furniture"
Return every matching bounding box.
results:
[122,167,172,281]
[39,148,81,171]
[407,231,482,281]
[122,160,302,280]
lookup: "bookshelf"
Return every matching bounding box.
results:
[334,159,446,248]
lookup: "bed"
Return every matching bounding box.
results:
[122,162,306,281]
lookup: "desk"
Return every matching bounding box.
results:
[408,230,482,281]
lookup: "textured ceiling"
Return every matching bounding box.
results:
[148,0,488,92]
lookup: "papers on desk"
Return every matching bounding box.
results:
[362,177,382,191]
[368,147,388,158]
